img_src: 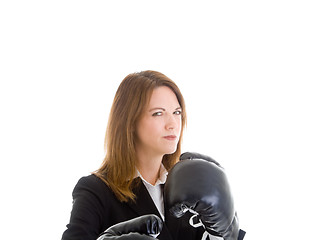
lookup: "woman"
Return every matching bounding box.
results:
[61,70,208,240]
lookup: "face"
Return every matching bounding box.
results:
[135,86,182,159]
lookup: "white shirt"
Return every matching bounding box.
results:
[136,164,223,240]
[136,164,167,220]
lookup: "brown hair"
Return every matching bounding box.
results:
[94,70,187,202]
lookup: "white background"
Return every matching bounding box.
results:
[1,1,326,239]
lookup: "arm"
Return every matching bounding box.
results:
[62,176,106,240]
[62,176,164,240]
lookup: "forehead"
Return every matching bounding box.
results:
[148,86,180,107]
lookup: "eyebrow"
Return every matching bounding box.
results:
[148,107,182,112]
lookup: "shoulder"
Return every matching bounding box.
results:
[72,174,114,201]
[75,174,107,189]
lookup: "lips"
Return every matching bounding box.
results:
[163,135,177,140]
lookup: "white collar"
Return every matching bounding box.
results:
[135,163,168,186]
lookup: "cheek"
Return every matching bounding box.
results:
[176,117,182,133]
[139,119,162,138]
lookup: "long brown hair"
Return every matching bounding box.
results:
[94,70,187,202]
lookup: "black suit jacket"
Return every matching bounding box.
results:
[61,174,205,240]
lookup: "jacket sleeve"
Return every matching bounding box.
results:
[62,175,106,240]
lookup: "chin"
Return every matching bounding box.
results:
[158,143,178,156]
[163,147,178,155]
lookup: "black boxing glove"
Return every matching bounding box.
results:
[97,214,163,240]
[164,152,245,240]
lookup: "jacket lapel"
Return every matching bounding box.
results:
[126,178,160,216]
[126,178,174,240]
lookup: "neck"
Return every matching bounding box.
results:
[136,152,163,185]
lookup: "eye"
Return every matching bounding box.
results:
[152,111,163,117]
[174,110,182,115]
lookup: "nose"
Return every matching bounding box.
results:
[165,113,178,131]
